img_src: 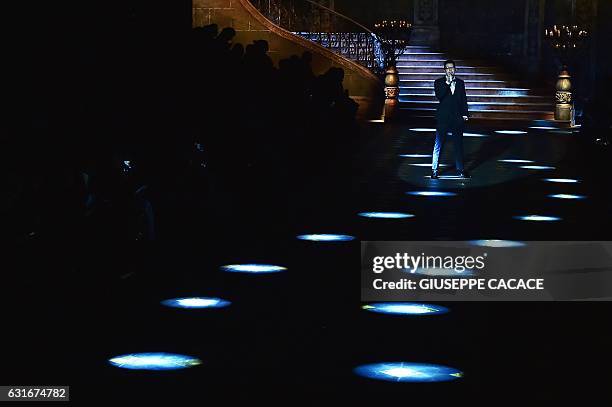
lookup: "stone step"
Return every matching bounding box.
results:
[401,116,571,128]
[395,41,556,123]
[399,101,554,111]
[404,46,433,52]
[399,94,554,103]
[399,52,446,58]
[396,65,503,73]
[397,55,489,63]
[395,59,485,66]
[399,87,547,96]
[398,72,510,80]
[399,107,555,120]
[400,79,522,88]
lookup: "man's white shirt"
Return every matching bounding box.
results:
[447,79,456,94]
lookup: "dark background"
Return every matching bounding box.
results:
[4,0,612,404]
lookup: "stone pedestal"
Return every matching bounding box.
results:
[383,66,400,120]
[555,68,572,121]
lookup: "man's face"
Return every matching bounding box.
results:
[444,63,456,76]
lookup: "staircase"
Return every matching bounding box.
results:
[397,46,557,125]
[294,32,383,74]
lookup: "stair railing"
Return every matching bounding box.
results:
[250,0,384,75]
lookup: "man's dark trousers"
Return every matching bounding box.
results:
[432,77,469,173]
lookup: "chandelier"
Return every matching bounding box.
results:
[544,25,588,66]
[373,20,412,68]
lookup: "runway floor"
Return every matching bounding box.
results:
[6,122,612,404]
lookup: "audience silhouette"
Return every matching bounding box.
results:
[7,24,361,241]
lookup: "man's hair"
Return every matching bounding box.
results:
[443,59,456,68]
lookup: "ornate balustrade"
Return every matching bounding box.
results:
[250,0,384,75]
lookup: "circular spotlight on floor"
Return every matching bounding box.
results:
[542,178,580,183]
[406,191,457,197]
[463,132,489,137]
[468,240,526,248]
[358,212,415,219]
[296,234,355,242]
[497,159,534,163]
[547,194,587,200]
[494,130,527,135]
[520,165,556,170]
[409,163,447,167]
[362,302,449,315]
[161,297,231,309]
[354,362,463,382]
[410,267,475,276]
[529,126,559,130]
[109,352,202,370]
[221,264,287,274]
[408,128,436,132]
[399,154,432,158]
[514,215,561,222]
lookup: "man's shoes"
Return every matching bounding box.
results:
[457,171,471,179]
[431,170,439,179]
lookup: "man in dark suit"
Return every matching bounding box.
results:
[431,60,470,179]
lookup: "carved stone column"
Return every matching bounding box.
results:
[555,68,572,121]
[313,0,335,32]
[411,0,439,47]
[576,0,598,106]
[523,0,545,77]
[383,66,400,119]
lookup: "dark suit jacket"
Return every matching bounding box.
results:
[434,77,469,128]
